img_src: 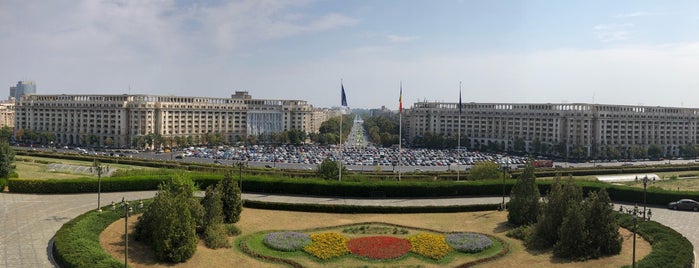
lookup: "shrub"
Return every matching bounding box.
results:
[407,233,451,260]
[446,233,493,253]
[204,224,231,249]
[508,162,540,225]
[225,223,241,236]
[263,232,312,252]
[303,233,350,260]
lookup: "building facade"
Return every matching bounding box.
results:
[0,100,15,128]
[14,92,330,148]
[10,81,36,100]
[405,102,699,158]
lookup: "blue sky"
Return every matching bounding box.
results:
[2,0,699,109]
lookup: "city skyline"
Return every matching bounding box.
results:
[2,1,699,109]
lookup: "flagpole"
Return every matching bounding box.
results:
[457,81,462,181]
[398,82,402,182]
[339,79,343,182]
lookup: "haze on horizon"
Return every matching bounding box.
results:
[1,0,699,109]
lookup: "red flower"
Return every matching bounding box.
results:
[346,236,411,260]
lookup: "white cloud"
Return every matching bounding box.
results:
[386,34,418,42]
[593,23,634,42]
[614,11,653,18]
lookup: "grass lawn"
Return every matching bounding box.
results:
[15,156,156,180]
[100,209,651,268]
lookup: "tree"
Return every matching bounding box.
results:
[316,157,347,180]
[220,171,243,223]
[134,175,202,263]
[201,185,224,229]
[104,137,114,148]
[530,175,582,249]
[648,143,664,159]
[507,161,540,225]
[583,189,622,258]
[0,126,12,141]
[0,142,15,181]
[468,161,502,180]
[513,137,526,153]
[553,201,588,260]
[201,184,230,249]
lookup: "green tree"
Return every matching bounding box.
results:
[513,137,526,153]
[0,142,16,180]
[530,175,582,249]
[553,201,588,260]
[468,161,502,180]
[220,171,243,223]
[134,175,201,263]
[583,189,622,258]
[201,184,230,249]
[316,157,347,180]
[201,185,224,229]
[507,161,540,225]
[0,126,12,141]
[648,143,664,159]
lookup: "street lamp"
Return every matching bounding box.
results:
[637,175,654,220]
[237,161,245,195]
[93,159,104,212]
[619,204,651,268]
[500,157,510,211]
[113,197,134,268]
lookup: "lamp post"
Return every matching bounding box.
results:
[93,159,104,212]
[112,197,134,268]
[500,157,510,211]
[619,204,651,268]
[237,161,244,195]
[639,175,652,220]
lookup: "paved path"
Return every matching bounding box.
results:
[0,191,696,268]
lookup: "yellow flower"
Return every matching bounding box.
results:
[408,233,451,260]
[303,233,350,260]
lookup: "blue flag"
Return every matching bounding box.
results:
[459,89,462,114]
[341,84,348,107]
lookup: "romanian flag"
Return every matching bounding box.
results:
[399,83,403,113]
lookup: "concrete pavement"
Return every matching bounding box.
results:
[0,191,696,268]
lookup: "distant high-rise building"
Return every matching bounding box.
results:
[10,81,36,100]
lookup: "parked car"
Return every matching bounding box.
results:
[668,199,699,211]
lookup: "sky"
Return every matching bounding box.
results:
[2,0,699,109]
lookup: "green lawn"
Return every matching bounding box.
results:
[15,156,155,180]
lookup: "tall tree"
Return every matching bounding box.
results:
[553,201,588,260]
[134,175,201,263]
[584,189,622,258]
[220,171,243,223]
[507,161,540,225]
[0,142,16,180]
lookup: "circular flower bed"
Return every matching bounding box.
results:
[263,232,312,252]
[446,232,493,253]
[303,233,350,260]
[407,233,451,260]
[346,236,411,260]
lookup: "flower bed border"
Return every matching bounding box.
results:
[237,222,510,267]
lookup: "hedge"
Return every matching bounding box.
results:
[616,214,694,268]
[53,208,128,268]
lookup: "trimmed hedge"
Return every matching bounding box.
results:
[53,209,127,268]
[616,214,694,268]
[10,173,699,207]
[242,200,500,214]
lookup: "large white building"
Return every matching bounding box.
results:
[406,102,699,158]
[14,91,334,148]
